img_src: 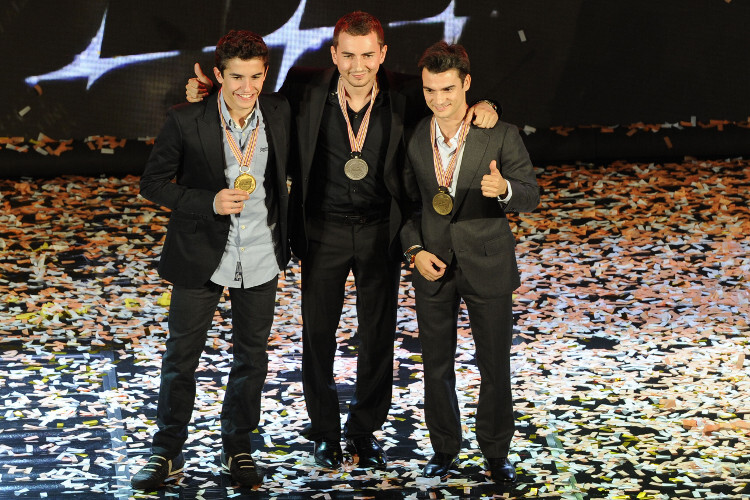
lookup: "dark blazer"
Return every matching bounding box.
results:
[279,66,428,259]
[400,119,540,297]
[140,92,291,287]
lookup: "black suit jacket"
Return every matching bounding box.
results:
[140,92,291,287]
[279,66,428,259]
[401,119,540,297]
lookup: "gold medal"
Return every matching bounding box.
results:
[432,186,453,215]
[234,173,256,194]
[344,154,368,180]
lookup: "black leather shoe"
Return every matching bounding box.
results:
[422,452,458,478]
[486,457,517,482]
[221,451,261,487]
[345,436,387,469]
[313,439,343,469]
[131,452,185,490]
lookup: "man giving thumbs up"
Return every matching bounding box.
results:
[399,41,539,483]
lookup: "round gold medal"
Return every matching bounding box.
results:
[234,173,256,194]
[344,157,369,180]
[432,186,453,215]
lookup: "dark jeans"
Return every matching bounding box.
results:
[152,276,278,456]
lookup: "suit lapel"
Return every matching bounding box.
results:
[452,127,489,214]
[383,70,406,194]
[258,95,285,187]
[301,68,334,190]
[198,93,226,183]
[416,119,440,194]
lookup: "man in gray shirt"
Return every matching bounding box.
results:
[133,30,291,490]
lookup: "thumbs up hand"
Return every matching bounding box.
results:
[185,62,214,103]
[481,160,508,198]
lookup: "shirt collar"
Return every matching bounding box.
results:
[219,93,259,131]
[435,121,463,149]
[328,70,386,107]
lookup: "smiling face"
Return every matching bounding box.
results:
[214,57,268,124]
[331,31,387,94]
[421,67,471,123]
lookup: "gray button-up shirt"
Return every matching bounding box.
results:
[211,98,279,288]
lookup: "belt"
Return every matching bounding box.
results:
[315,211,388,225]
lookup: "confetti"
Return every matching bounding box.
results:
[0,158,748,497]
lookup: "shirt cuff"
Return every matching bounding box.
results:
[498,181,513,204]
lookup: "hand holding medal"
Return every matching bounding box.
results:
[214,188,250,215]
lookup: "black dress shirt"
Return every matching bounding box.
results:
[308,72,392,217]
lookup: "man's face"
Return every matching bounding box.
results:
[422,67,471,122]
[331,31,387,92]
[214,57,268,119]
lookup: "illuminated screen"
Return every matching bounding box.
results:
[1,0,749,143]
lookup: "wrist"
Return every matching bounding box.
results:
[404,245,423,265]
[478,99,497,112]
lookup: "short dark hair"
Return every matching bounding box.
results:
[418,41,471,83]
[332,11,385,47]
[215,30,269,74]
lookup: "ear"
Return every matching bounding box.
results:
[213,66,224,85]
[379,44,388,64]
[463,73,471,92]
[330,45,338,65]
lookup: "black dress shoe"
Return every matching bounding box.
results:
[313,439,343,469]
[221,451,261,487]
[131,452,185,490]
[422,452,458,478]
[486,457,517,482]
[345,436,387,469]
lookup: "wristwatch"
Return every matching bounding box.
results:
[404,245,423,265]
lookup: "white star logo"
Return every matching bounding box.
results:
[25,1,468,91]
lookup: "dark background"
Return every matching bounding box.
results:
[1,0,749,174]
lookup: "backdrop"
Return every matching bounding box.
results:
[2,0,749,174]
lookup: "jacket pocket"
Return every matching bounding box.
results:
[484,233,514,256]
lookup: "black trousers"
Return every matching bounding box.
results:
[415,262,515,458]
[152,277,278,456]
[300,217,400,441]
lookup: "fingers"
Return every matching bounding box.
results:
[467,102,498,129]
[415,252,446,281]
[186,78,210,102]
[215,189,250,215]
[471,110,488,128]
[481,168,507,198]
[186,63,213,103]
[194,62,210,83]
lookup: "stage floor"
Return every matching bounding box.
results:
[1,159,748,499]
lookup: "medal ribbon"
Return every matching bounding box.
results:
[337,76,379,155]
[217,89,260,175]
[430,116,471,190]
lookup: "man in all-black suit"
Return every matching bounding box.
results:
[186,12,497,470]
[133,31,290,490]
[401,41,539,482]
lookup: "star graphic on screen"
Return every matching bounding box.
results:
[24,1,468,91]
[24,10,179,89]
[388,1,468,44]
